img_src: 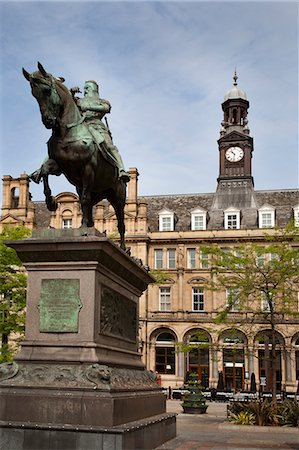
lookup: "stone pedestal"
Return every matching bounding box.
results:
[0,229,176,449]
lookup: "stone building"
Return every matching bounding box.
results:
[1,74,299,392]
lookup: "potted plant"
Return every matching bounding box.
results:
[181,373,208,414]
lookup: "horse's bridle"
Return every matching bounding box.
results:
[47,75,62,125]
[49,76,85,130]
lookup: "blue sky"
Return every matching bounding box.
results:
[1,1,298,202]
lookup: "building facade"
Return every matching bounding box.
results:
[1,75,299,392]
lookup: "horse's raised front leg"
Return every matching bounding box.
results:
[43,174,57,211]
[80,164,94,228]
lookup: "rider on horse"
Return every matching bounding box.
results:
[31,79,130,184]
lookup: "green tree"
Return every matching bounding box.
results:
[201,225,299,398]
[0,225,30,362]
[149,269,170,285]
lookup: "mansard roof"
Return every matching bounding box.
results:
[32,188,298,232]
[143,188,298,232]
[144,193,214,232]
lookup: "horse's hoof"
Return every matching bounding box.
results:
[29,171,42,184]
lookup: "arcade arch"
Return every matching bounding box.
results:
[150,328,177,376]
[219,329,248,391]
[254,329,285,392]
[183,328,212,388]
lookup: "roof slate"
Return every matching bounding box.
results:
[33,189,298,232]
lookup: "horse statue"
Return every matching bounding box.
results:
[22,62,127,249]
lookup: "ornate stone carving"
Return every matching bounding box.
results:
[0,363,109,389]
[100,287,137,342]
[110,368,159,391]
[0,362,18,381]
[0,362,159,392]
[85,364,111,388]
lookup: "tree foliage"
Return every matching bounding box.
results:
[0,225,31,362]
[201,224,299,396]
[149,269,170,284]
[201,225,299,317]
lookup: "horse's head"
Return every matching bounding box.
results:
[23,62,61,129]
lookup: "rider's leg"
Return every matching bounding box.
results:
[108,145,130,182]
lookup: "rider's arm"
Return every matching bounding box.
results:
[81,100,111,114]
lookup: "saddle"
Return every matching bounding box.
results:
[62,124,118,172]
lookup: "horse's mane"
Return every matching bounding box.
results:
[32,69,75,103]
[56,79,72,98]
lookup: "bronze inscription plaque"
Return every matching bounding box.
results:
[39,279,82,332]
[100,286,137,342]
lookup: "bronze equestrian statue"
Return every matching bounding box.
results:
[23,62,129,249]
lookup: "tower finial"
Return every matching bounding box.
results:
[233,69,238,86]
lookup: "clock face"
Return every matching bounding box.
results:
[225,146,244,162]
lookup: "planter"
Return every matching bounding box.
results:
[182,404,208,414]
[181,373,208,415]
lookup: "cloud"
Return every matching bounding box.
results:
[1,1,298,204]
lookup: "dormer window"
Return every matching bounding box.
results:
[62,209,73,229]
[294,206,299,227]
[224,207,240,230]
[191,208,207,231]
[258,205,275,228]
[159,209,174,231]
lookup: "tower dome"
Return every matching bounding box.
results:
[224,71,247,101]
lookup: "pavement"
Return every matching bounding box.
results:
[154,400,299,450]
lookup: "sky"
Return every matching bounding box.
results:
[0,1,298,203]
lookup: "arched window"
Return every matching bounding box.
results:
[11,187,19,208]
[156,332,174,342]
[155,331,176,375]
[220,330,247,391]
[62,209,73,229]
[185,330,211,388]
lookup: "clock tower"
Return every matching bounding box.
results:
[218,71,253,184]
[209,72,257,228]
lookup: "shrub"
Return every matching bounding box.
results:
[228,401,279,426]
[280,399,299,427]
[248,400,280,426]
[229,411,255,425]
[228,399,299,427]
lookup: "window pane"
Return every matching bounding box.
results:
[192,287,204,311]
[193,214,205,230]
[160,216,173,231]
[155,347,175,374]
[226,214,238,229]
[199,251,209,269]
[188,249,196,269]
[261,213,273,228]
[226,288,240,311]
[168,249,176,269]
[160,287,171,311]
[62,218,72,229]
[154,249,163,269]
[223,349,244,364]
[156,332,174,342]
